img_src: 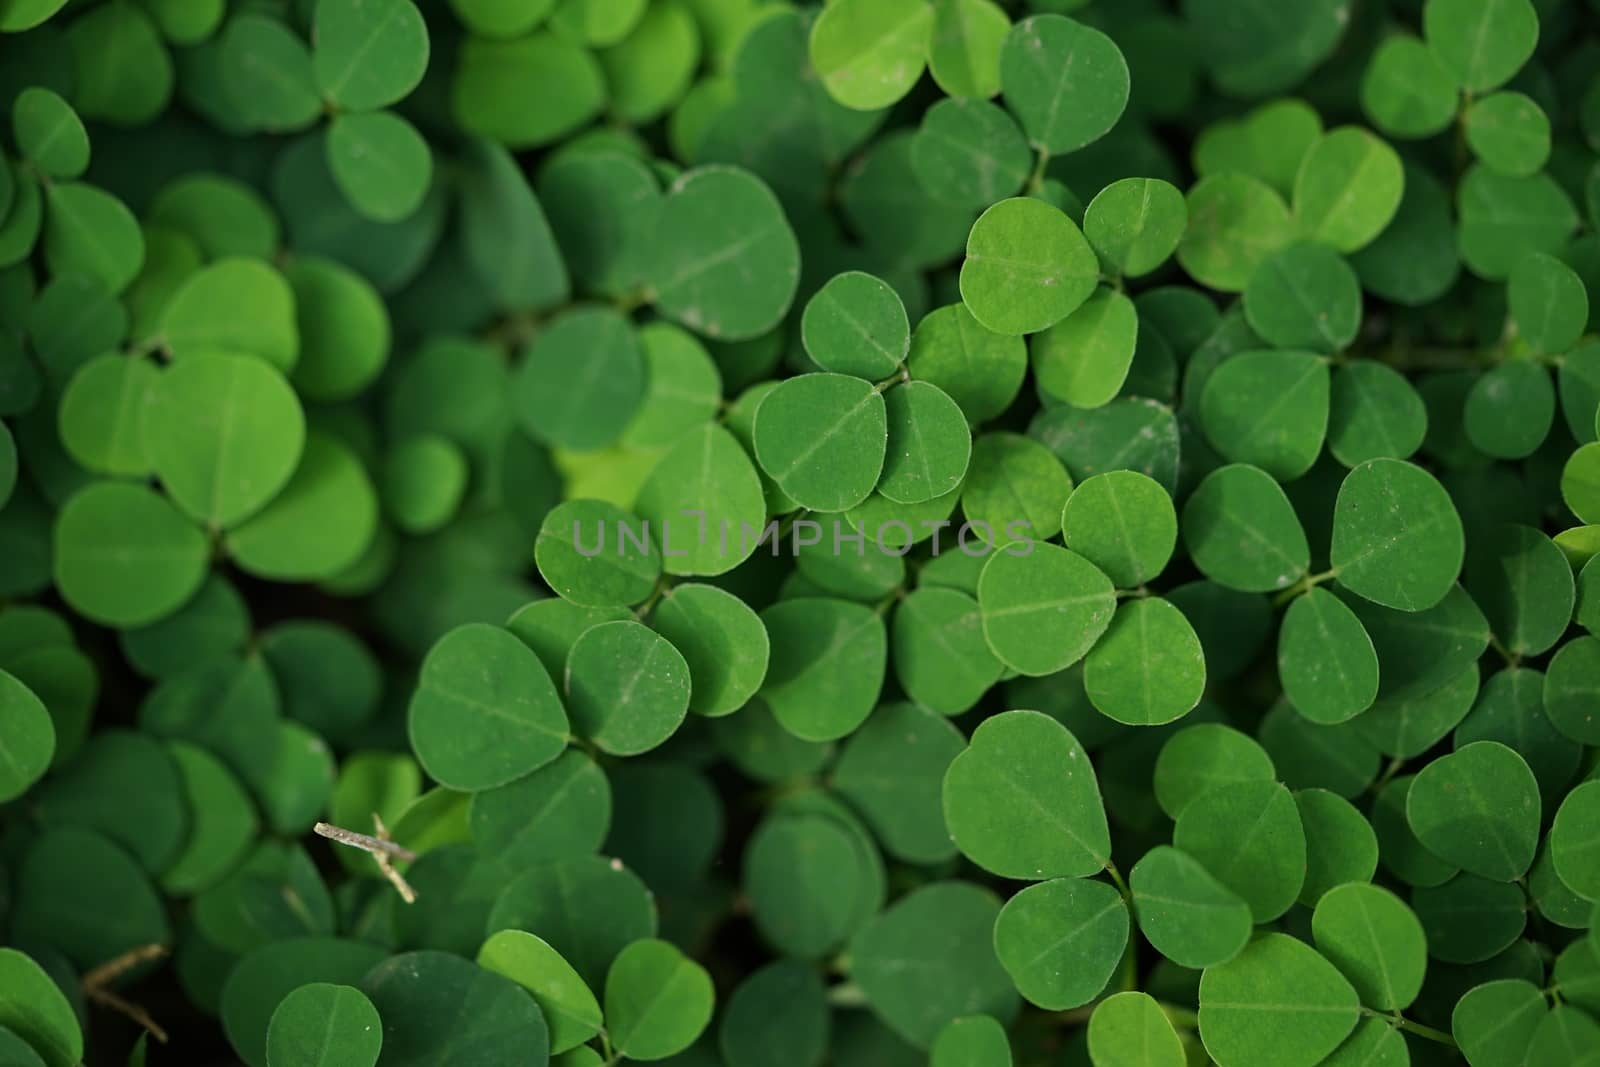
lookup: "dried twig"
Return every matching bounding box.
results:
[314,816,418,904]
[83,944,170,1044]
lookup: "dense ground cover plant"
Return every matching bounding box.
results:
[2,0,1600,1064]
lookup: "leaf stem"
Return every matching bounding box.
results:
[1104,862,1131,902]
[1024,144,1050,194]
[1270,568,1338,608]
[1392,1014,1458,1048]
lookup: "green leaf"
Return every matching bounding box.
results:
[1359,34,1457,139]
[1327,361,1427,466]
[1000,15,1128,155]
[1197,934,1360,1067]
[927,0,1009,99]
[1466,358,1557,460]
[1292,127,1404,253]
[720,961,830,1067]
[468,749,609,867]
[605,939,714,1061]
[962,432,1073,546]
[488,856,657,988]
[1451,979,1548,1067]
[1084,178,1186,279]
[0,948,81,1067]
[808,0,930,111]
[1086,992,1184,1067]
[1458,166,1580,280]
[1199,350,1329,480]
[43,183,144,295]
[12,88,88,180]
[1510,252,1588,356]
[219,939,387,1067]
[1297,789,1380,905]
[650,583,769,717]
[1243,243,1361,353]
[1550,779,1600,901]
[53,482,208,627]
[362,951,548,1067]
[635,424,767,576]
[161,741,259,895]
[753,373,886,513]
[1310,883,1427,1011]
[1407,740,1540,881]
[513,307,644,452]
[911,98,1031,211]
[848,881,1018,1048]
[407,622,568,791]
[0,669,52,804]
[942,709,1110,879]
[1279,588,1379,725]
[143,352,306,529]
[224,433,378,581]
[453,31,604,148]
[833,701,963,864]
[907,303,1028,423]
[642,166,801,341]
[1422,0,1538,93]
[930,1014,1011,1067]
[311,0,428,111]
[1174,780,1305,922]
[1331,458,1465,612]
[218,14,322,132]
[960,197,1099,336]
[13,826,171,972]
[534,500,661,608]
[565,620,690,756]
[994,877,1127,1010]
[978,544,1115,676]
[890,587,1004,717]
[757,597,885,741]
[325,111,433,224]
[160,257,298,371]
[802,271,909,379]
[1181,464,1310,592]
[1031,289,1139,408]
[879,381,971,505]
[1129,846,1252,970]
[744,809,872,959]
[1083,598,1205,726]
[265,983,382,1067]
[1177,173,1294,293]
[1061,471,1176,589]
[1152,723,1276,820]
[1465,92,1551,177]
[477,930,602,1055]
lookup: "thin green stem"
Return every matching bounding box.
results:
[1271,568,1338,608]
[1024,144,1050,193]
[1393,1015,1458,1048]
[1104,863,1131,902]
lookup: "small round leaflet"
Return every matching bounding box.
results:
[941,709,1110,880]
[642,166,801,342]
[808,0,932,112]
[1000,15,1129,155]
[1198,933,1360,1067]
[1330,459,1465,613]
[752,373,887,513]
[960,197,1099,336]
[407,623,568,791]
[978,544,1115,676]
[265,983,382,1067]
[604,939,714,1061]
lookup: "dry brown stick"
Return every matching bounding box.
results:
[83,944,170,1044]
[314,817,418,904]
[313,820,417,861]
